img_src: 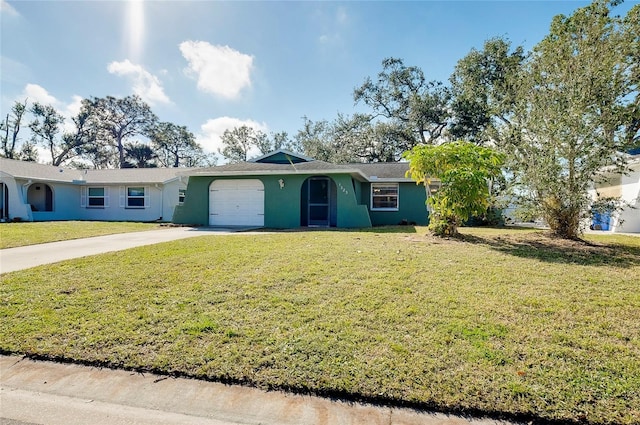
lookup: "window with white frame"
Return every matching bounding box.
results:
[87,187,106,207]
[178,188,186,205]
[371,183,399,211]
[126,187,145,208]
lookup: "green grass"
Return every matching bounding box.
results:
[0,221,162,248]
[1,227,639,424]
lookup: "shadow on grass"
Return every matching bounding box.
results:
[357,225,418,234]
[458,232,640,268]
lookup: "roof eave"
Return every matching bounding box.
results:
[187,168,367,177]
[369,178,416,183]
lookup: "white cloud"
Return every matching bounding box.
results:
[0,0,19,17]
[197,116,268,159]
[107,59,170,106]
[63,95,84,118]
[22,83,58,106]
[180,41,253,99]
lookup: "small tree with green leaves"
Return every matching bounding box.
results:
[404,141,504,236]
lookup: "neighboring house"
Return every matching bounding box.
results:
[173,150,430,228]
[0,158,190,223]
[590,153,640,233]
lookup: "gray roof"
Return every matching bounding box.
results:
[1,155,415,184]
[188,160,412,181]
[0,158,192,184]
[349,162,410,179]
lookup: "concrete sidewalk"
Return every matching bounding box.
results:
[0,355,510,425]
[0,227,256,273]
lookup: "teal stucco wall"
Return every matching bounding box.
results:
[361,182,429,226]
[173,174,372,228]
[332,175,371,228]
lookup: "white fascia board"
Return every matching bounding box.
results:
[19,176,78,184]
[185,169,425,183]
[369,177,416,183]
[80,180,166,185]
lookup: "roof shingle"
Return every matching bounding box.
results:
[0,158,191,184]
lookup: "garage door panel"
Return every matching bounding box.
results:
[209,179,264,226]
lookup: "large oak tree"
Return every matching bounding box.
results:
[85,95,158,168]
[354,58,451,147]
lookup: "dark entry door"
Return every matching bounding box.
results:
[308,177,330,226]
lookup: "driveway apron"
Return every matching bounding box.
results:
[0,227,247,273]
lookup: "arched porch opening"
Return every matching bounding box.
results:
[27,183,53,212]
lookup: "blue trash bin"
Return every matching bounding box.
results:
[592,212,610,231]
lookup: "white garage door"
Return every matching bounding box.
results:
[209,179,264,226]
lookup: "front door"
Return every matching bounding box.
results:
[307,177,330,226]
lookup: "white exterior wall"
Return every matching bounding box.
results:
[162,179,187,222]
[29,182,80,221]
[0,174,32,221]
[590,163,640,233]
[0,176,184,223]
[613,167,640,233]
[75,184,164,222]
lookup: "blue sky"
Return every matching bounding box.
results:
[0,0,625,162]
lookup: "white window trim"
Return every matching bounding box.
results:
[82,186,109,208]
[120,186,150,209]
[371,183,399,211]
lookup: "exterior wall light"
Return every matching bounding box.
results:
[278,179,285,189]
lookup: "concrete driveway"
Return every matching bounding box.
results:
[0,227,256,274]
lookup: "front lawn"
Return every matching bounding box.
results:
[1,227,638,424]
[0,221,162,249]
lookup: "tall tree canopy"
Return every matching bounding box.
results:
[85,95,158,168]
[449,38,526,144]
[219,126,269,163]
[28,103,65,165]
[354,57,451,146]
[293,114,411,163]
[1,95,208,168]
[151,122,204,168]
[1,100,27,160]
[28,102,100,167]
